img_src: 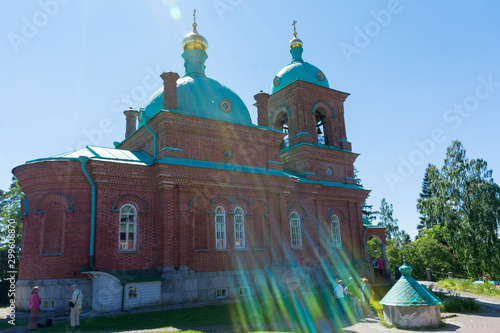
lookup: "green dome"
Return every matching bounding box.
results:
[271,46,329,94]
[139,75,252,127]
[138,22,252,128]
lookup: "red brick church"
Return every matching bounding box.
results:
[14,19,387,312]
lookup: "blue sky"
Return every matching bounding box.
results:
[2,1,500,238]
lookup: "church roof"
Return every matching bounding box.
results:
[380,263,442,307]
[271,24,329,94]
[138,19,252,128]
[21,145,365,191]
[25,146,154,166]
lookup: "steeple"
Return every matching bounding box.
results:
[181,10,208,76]
[289,20,303,62]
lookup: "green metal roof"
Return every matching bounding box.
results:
[271,47,329,94]
[380,263,442,307]
[25,146,154,166]
[139,47,252,128]
[21,145,365,191]
[105,269,162,284]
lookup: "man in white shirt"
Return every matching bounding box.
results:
[333,279,346,317]
[68,284,83,328]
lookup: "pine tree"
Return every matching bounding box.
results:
[353,167,378,224]
[416,164,441,233]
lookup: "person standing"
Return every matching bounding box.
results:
[68,284,83,328]
[372,258,379,278]
[333,280,346,317]
[345,277,362,321]
[28,286,40,330]
[377,257,384,278]
[361,278,373,318]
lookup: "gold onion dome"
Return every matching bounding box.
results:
[289,20,303,49]
[182,11,208,52]
[289,36,303,49]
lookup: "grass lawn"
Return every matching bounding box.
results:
[4,291,366,332]
[436,278,500,298]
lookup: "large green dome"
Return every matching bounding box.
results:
[138,22,252,127]
[139,75,252,126]
[271,35,329,94]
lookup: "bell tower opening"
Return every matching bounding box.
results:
[315,111,326,145]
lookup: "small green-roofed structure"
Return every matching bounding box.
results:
[380,262,442,327]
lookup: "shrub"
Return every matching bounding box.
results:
[440,296,480,313]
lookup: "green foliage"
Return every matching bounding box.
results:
[367,237,381,259]
[385,235,462,280]
[437,278,500,298]
[415,141,500,279]
[439,295,481,313]
[417,164,442,234]
[418,141,500,279]
[0,177,23,305]
[0,177,23,250]
[377,198,400,240]
[354,167,378,224]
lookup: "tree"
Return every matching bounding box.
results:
[434,141,500,279]
[367,237,381,259]
[416,164,441,233]
[354,167,378,224]
[0,177,23,304]
[0,177,23,249]
[385,234,462,281]
[378,198,400,239]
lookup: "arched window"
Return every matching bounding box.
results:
[290,211,302,248]
[315,110,326,145]
[120,204,137,250]
[234,207,245,248]
[331,215,342,248]
[215,206,226,249]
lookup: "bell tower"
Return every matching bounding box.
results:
[258,22,357,185]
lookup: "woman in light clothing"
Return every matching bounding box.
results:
[68,284,83,327]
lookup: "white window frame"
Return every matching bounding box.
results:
[41,299,55,310]
[215,206,226,249]
[119,204,137,251]
[128,285,138,299]
[239,286,250,297]
[331,215,342,248]
[290,211,302,248]
[234,207,245,248]
[216,287,228,298]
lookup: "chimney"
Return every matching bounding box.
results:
[254,91,270,127]
[123,107,139,139]
[160,71,180,110]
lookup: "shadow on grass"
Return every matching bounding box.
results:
[31,291,367,332]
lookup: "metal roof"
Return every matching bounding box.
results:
[380,263,442,307]
[22,145,366,190]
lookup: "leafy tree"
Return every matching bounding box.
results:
[0,177,23,304]
[378,198,400,240]
[385,232,462,280]
[367,237,381,259]
[434,141,500,279]
[0,177,23,249]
